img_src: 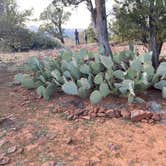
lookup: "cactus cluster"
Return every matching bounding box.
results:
[14,47,166,103]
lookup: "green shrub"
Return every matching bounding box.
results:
[0,28,61,52]
[31,32,62,50]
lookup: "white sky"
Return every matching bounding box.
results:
[16,0,91,29]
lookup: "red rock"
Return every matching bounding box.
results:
[0,153,5,160]
[0,156,10,165]
[7,146,17,154]
[89,156,101,165]
[148,119,155,124]
[94,107,100,113]
[152,113,161,121]
[120,109,131,119]
[82,116,91,120]
[114,110,121,118]
[0,139,8,148]
[97,113,106,117]
[141,119,148,123]
[90,112,97,118]
[41,161,55,166]
[105,109,116,118]
[67,114,74,120]
[16,148,24,154]
[98,107,106,113]
[161,113,166,120]
[46,133,56,140]
[130,109,152,122]
[66,137,73,145]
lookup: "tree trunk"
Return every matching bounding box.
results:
[149,3,162,69]
[59,25,65,44]
[60,36,65,44]
[149,36,162,69]
[94,0,113,57]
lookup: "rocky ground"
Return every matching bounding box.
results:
[0,45,166,166]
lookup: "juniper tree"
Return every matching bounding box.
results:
[113,0,166,69]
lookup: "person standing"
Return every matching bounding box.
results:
[84,30,88,44]
[74,29,80,45]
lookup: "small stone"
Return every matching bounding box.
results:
[48,103,54,108]
[74,109,85,117]
[46,133,56,140]
[108,143,121,155]
[131,109,152,122]
[41,161,55,166]
[98,107,106,113]
[147,101,161,112]
[90,156,101,165]
[0,139,8,148]
[67,115,74,121]
[97,113,105,117]
[82,116,91,120]
[0,156,10,165]
[141,119,148,123]
[55,162,64,166]
[152,113,161,121]
[0,153,5,160]
[114,110,121,118]
[148,119,154,124]
[90,112,97,118]
[7,146,17,154]
[105,109,116,118]
[120,109,131,119]
[16,148,24,154]
[160,112,166,120]
[66,137,73,145]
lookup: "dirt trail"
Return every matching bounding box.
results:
[0,53,166,166]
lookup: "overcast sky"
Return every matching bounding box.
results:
[16,0,91,29]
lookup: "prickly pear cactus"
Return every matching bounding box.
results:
[162,87,166,99]
[90,90,102,104]
[15,47,166,104]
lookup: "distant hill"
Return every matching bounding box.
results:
[27,25,83,39]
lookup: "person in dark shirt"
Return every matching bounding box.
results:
[84,30,88,44]
[74,29,80,45]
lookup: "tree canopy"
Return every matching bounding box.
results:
[113,0,166,68]
[40,3,71,44]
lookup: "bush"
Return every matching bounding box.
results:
[14,47,166,104]
[31,32,61,50]
[0,28,61,53]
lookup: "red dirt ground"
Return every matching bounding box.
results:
[0,45,166,166]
